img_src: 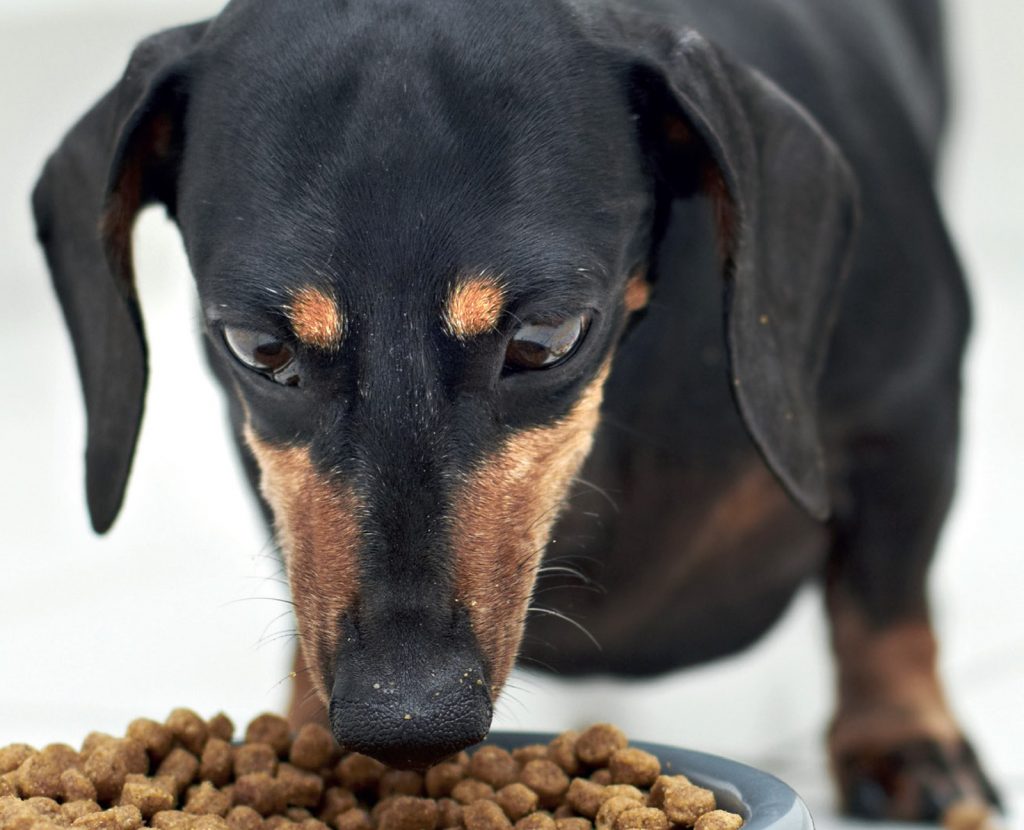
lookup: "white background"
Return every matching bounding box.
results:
[0,2,1020,829]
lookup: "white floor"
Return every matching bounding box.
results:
[0,3,1021,829]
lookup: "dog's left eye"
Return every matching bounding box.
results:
[505,314,590,370]
[223,326,300,386]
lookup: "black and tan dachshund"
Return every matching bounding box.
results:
[33,0,1000,821]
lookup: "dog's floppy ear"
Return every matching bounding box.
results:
[32,22,207,533]
[624,28,858,520]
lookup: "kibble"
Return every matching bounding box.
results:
[244,715,291,758]
[497,783,539,820]
[0,717,743,830]
[694,810,745,830]
[127,720,174,766]
[576,726,627,769]
[519,761,569,809]
[464,799,513,830]
[662,784,716,826]
[290,725,336,772]
[470,747,519,790]
[200,738,235,787]
[185,780,232,816]
[613,807,668,830]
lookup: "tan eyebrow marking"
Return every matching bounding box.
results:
[443,274,506,340]
[623,270,651,312]
[287,287,345,350]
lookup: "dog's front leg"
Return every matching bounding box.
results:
[825,403,1000,822]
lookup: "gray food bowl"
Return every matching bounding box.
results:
[485,732,814,830]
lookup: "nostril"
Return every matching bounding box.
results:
[330,663,493,768]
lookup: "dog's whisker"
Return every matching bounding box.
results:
[571,476,620,512]
[527,605,602,651]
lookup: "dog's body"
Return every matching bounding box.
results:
[34,0,998,821]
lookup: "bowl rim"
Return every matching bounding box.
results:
[483,731,814,830]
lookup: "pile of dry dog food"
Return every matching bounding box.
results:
[0,711,744,830]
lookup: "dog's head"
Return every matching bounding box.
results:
[34,0,854,765]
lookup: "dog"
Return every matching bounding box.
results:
[33,0,1000,821]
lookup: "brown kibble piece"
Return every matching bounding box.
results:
[608,751,659,789]
[200,739,234,787]
[127,719,174,765]
[496,783,539,821]
[512,746,549,765]
[0,776,13,798]
[552,805,574,820]
[185,781,232,816]
[119,775,176,818]
[588,771,611,786]
[193,816,231,830]
[376,796,439,830]
[646,776,691,810]
[515,814,556,830]
[319,787,357,824]
[158,748,200,795]
[469,747,519,790]
[278,763,324,808]
[72,804,144,829]
[380,770,424,798]
[235,743,279,778]
[81,734,118,760]
[63,768,99,802]
[226,805,264,830]
[63,800,103,823]
[463,799,512,830]
[595,797,643,830]
[600,786,643,805]
[245,715,291,758]
[519,761,569,809]
[451,778,496,805]
[166,710,210,757]
[233,773,286,817]
[566,779,605,819]
[334,807,372,830]
[556,820,592,830]
[575,727,627,769]
[150,811,194,830]
[208,714,236,744]
[613,808,668,830]
[262,818,293,830]
[662,785,716,826]
[17,750,65,799]
[0,745,35,776]
[82,740,149,804]
[335,755,385,793]
[425,761,465,799]
[289,725,335,772]
[24,796,62,820]
[436,798,462,828]
[694,810,744,830]
[547,734,580,777]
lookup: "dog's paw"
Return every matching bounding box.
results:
[834,737,1002,822]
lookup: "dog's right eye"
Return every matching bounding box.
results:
[223,326,300,386]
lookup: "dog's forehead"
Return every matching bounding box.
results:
[180,0,649,306]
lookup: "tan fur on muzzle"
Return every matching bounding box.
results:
[450,361,612,695]
[244,425,362,702]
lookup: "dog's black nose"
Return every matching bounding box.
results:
[329,636,493,768]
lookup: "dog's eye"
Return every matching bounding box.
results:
[505,314,590,370]
[223,326,300,386]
